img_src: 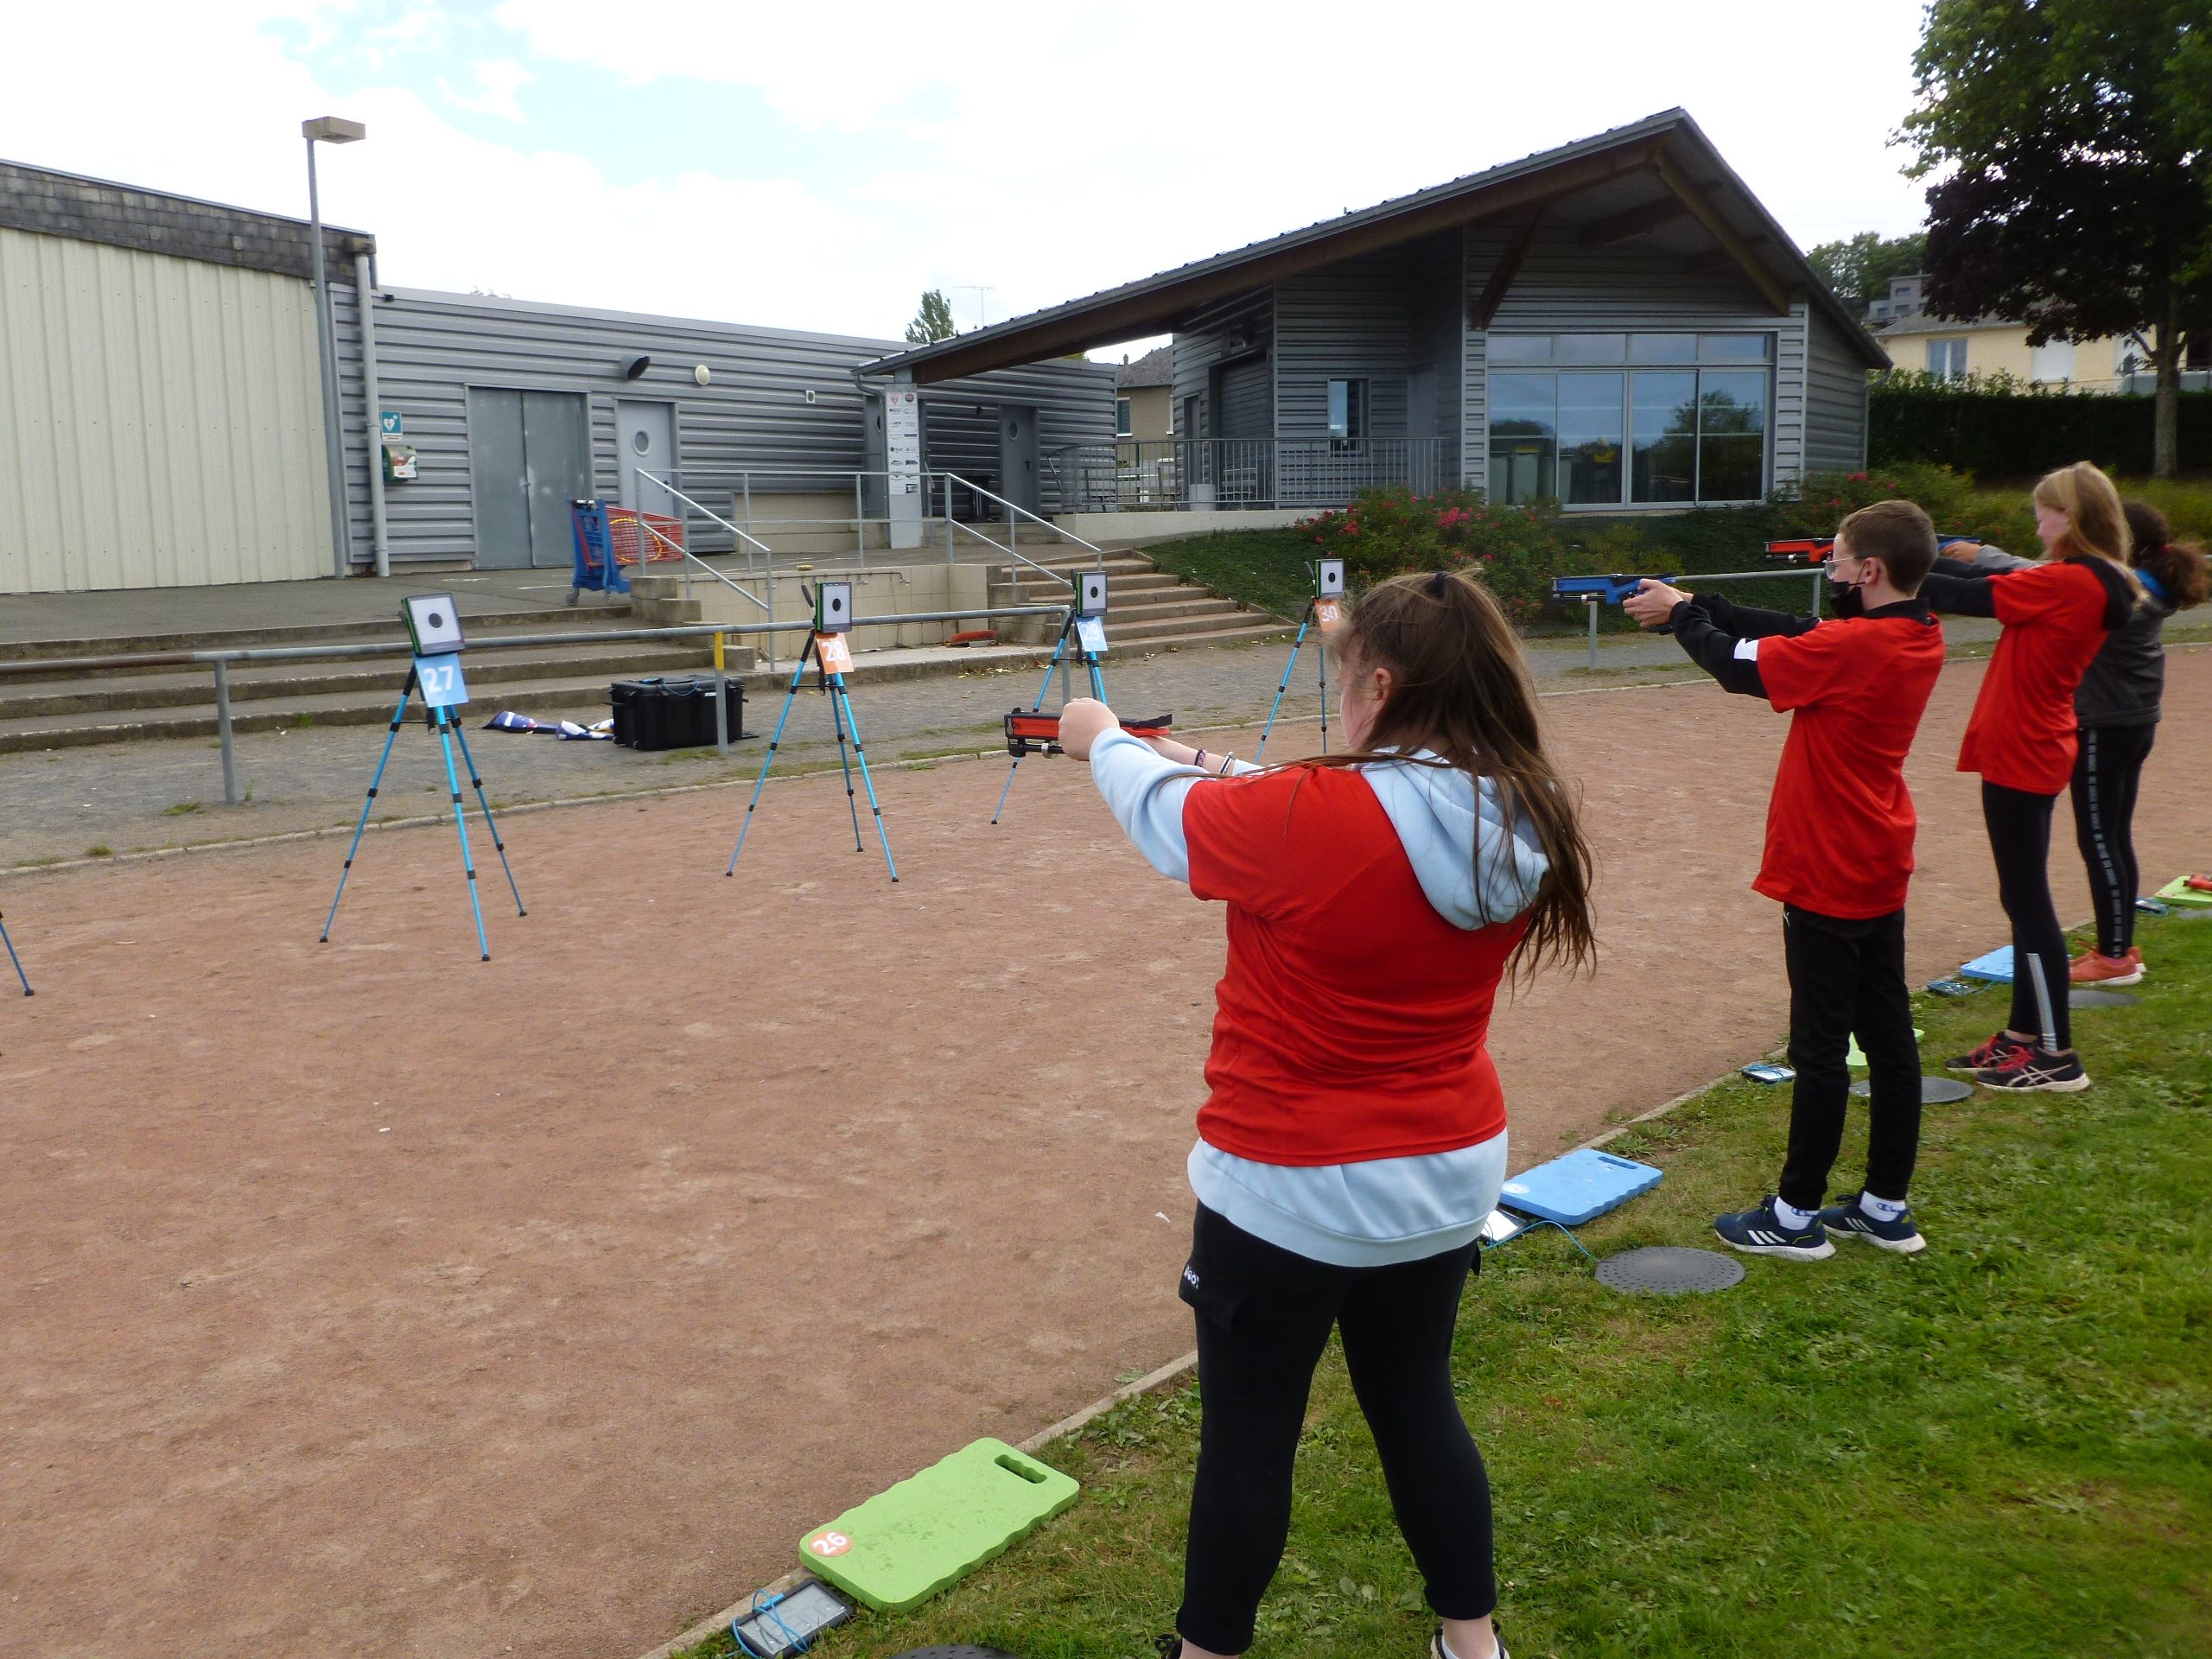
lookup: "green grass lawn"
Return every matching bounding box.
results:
[676,909,2212,1659]
[1145,527,1322,623]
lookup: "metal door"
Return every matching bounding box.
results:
[467,388,531,569]
[616,400,677,516]
[467,388,593,569]
[998,404,1040,515]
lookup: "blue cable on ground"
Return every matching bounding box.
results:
[1488,1216,1599,1264]
[733,1588,812,1656]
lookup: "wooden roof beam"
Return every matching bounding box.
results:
[1574,194,1690,248]
[1471,206,1548,329]
[1651,143,1792,315]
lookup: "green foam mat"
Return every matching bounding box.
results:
[799,1439,1079,1612]
[2153,876,2212,908]
[1847,1027,1924,1069]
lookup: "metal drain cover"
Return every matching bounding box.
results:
[2069,988,2141,1008]
[1852,1075,1974,1103]
[1596,1246,1744,1295]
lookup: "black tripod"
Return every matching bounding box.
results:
[992,607,1105,824]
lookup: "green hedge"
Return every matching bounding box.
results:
[1870,371,2212,478]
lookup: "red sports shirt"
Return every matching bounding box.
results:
[1752,610,1946,918]
[1958,561,2121,794]
[1181,766,1527,1166]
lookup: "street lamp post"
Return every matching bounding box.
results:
[303,116,365,580]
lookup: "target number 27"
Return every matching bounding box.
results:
[415,653,470,710]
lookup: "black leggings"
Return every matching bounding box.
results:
[1177,1204,1493,1655]
[1982,781,2070,1052]
[1778,906,1921,1208]
[2070,723,2157,957]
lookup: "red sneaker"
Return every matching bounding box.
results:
[2069,949,2144,988]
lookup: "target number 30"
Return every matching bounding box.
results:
[806,1530,853,1558]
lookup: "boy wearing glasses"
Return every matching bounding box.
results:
[1624,499,1945,1257]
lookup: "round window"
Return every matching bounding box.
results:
[631,429,652,454]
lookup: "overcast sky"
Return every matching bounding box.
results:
[6,1,1933,355]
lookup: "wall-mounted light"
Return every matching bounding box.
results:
[622,354,652,380]
[804,388,817,404]
[693,364,711,386]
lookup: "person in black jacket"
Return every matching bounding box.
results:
[2069,502,2211,985]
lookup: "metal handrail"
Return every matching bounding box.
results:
[635,472,775,615]
[0,602,1072,810]
[945,471,1105,574]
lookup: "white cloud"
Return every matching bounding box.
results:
[3,0,1934,345]
[438,59,534,124]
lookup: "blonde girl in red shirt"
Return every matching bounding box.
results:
[1056,570,1594,1659]
[1920,462,2139,1090]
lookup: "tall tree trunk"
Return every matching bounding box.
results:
[2152,292,2182,481]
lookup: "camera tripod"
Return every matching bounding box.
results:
[991,606,1108,825]
[728,626,898,883]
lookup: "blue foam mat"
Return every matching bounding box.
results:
[1497,1147,1662,1228]
[1960,945,2014,983]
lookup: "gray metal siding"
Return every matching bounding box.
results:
[1802,307,1872,475]
[1274,250,1409,440]
[1405,231,1463,479]
[1171,291,1273,441]
[353,289,1112,568]
[1461,222,1808,499]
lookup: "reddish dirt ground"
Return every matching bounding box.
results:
[2,651,2207,1659]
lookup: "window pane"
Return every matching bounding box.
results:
[1700,334,1771,362]
[1487,372,1557,504]
[1696,369,1767,501]
[1558,372,1624,504]
[1347,378,1367,440]
[1630,371,1697,503]
[1556,334,1627,364]
[1116,398,1132,436]
[1488,335,1552,364]
[1630,333,1698,364]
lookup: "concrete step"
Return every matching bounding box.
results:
[0,646,714,721]
[0,603,634,666]
[1113,618,1296,653]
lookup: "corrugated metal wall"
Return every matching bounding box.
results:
[0,225,332,593]
[1461,221,1808,499]
[1275,250,1410,439]
[1406,231,1464,480]
[354,289,1112,568]
[1802,307,1873,474]
[1171,291,1274,441]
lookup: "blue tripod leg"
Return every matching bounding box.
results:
[434,707,492,961]
[728,646,812,875]
[1086,655,1107,702]
[831,676,899,882]
[321,680,414,943]
[0,911,29,996]
[991,623,1072,825]
[829,674,864,853]
[1255,607,1313,760]
[448,719,526,917]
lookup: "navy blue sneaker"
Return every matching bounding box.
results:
[1818,1193,1927,1255]
[1714,1197,1835,1260]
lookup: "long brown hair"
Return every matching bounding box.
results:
[2122,501,2211,610]
[1301,569,1596,979]
[2034,462,2139,590]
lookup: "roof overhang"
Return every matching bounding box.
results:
[864,110,1888,384]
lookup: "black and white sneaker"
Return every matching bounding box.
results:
[1714,1197,1835,1259]
[1974,1046,2090,1092]
[1432,1626,1510,1659]
[1818,1194,1927,1254]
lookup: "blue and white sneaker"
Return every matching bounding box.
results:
[1818,1194,1927,1255]
[1714,1197,1835,1260]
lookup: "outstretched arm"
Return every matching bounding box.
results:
[1917,569,2000,617]
[1665,598,1770,697]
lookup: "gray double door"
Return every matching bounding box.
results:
[468,388,591,569]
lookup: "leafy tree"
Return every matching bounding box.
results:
[1807,231,1929,314]
[904,289,957,345]
[1904,0,2212,478]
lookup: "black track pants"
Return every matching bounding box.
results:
[1176,1204,1494,1655]
[1982,781,2071,1052]
[1777,905,1922,1209]
[2069,723,2156,957]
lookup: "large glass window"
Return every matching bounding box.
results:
[1486,334,1770,505]
[1928,338,1968,379]
[1630,371,1698,503]
[1558,373,1625,505]
[1488,374,1558,503]
[1697,370,1768,501]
